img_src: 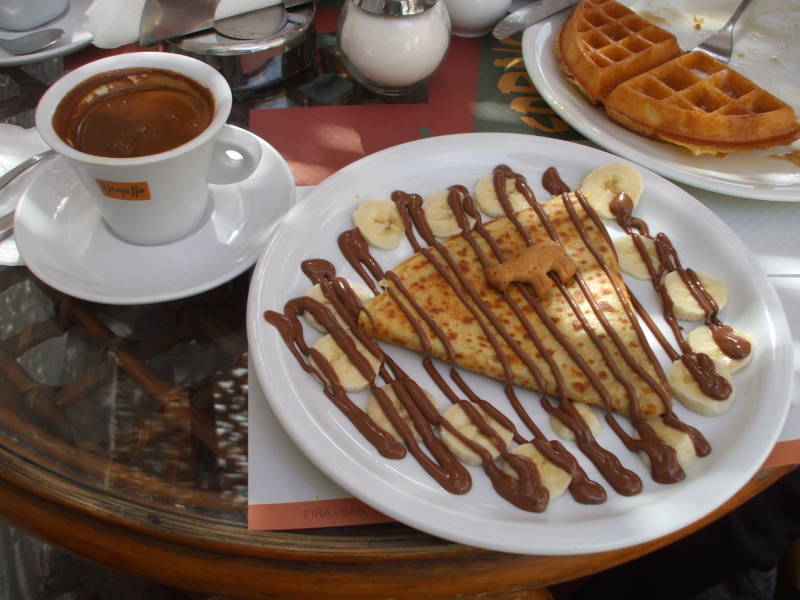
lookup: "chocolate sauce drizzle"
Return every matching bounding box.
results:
[390,186,608,504]
[265,270,473,495]
[610,192,749,402]
[264,162,726,514]
[486,167,688,484]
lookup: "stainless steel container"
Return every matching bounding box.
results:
[164,3,316,93]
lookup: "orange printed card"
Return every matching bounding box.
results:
[95,178,151,201]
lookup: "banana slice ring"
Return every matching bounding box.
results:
[501,443,572,501]
[638,417,697,470]
[367,383,437,443]
[549,402,602,441]
[613,235,660,280]
[662,270,728,321]
[473,174,529,218]
[440,402,513,466]
[581,163,643,219]
[352,199,405,250]
[668,357,735,417]
[687,324,753,373]
[422,190,475,238]
[310,333,382,393]
[303,281,373,333]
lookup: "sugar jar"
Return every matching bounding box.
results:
[337,0,452,96]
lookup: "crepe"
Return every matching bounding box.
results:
[358,193,668,418]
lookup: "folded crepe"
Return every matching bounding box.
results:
[358,193,668,418]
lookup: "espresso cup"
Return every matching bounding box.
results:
[36,52,261,245]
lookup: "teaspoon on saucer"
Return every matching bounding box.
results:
[0,28,63,55]
[0,148,55,240]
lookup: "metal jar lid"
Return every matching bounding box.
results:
[353,0,438,16]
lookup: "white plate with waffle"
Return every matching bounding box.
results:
[521,1,800,201]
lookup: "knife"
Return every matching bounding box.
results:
[139,0,220,46]
[493,0,578,40]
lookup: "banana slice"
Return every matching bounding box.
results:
[473,174,529,218]
[662,270,728,321]
[501,443,572,501]
[668,357,735,417]
[422,190,475,238]
[303,281,373,332]
[638,417,697,471]
[440,401,514,466]
[310,333,382,393]
[581,163,643,219]
[352,199,405,250]
[367,383,436,443]
[549,402,602,441]
[687,324,754,373]
[613,235,660,280]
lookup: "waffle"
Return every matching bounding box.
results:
[604,51,800,155]
[557,0,681,105]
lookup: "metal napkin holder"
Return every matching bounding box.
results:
[161,2,317,93]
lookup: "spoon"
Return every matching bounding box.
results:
[0,149,55,241]
[0,28,64,55]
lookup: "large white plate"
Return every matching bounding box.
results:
[247,133,792,555]
[15,129,295,304]
[0,0,92,67]
[521,1,800,201]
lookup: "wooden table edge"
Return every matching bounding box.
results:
[0,441,793,599]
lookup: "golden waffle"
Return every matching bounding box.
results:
[604,51,800,155]
[557,0,681,105]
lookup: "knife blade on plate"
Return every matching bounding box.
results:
[139,0,220,46]
[493,0,578,40]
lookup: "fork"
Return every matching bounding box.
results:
[693,0,756,63]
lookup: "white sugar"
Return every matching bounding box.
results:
[339,3,451,88]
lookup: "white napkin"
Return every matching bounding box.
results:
[85,0,283,49]
[0,124,50,267]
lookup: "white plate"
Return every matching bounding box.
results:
[0,0,92,67]
[521,2,800,201]
[247,133,792,555]
[15,129,295,304]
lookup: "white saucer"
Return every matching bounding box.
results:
[14,130,295,304]
[0,0,93,67]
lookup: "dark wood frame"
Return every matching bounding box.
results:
[0,438,791,600]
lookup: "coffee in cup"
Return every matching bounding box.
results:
[52,67,215,159]
[36,52,262,246]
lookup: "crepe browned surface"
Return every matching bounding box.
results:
[358,194,668,418]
